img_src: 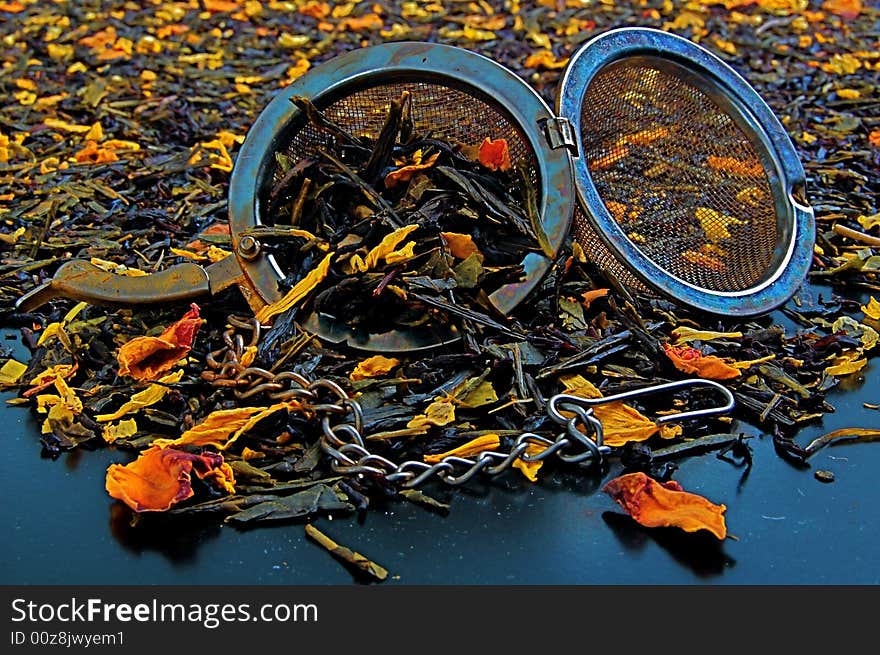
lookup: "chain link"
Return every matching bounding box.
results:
[201,315,734,490]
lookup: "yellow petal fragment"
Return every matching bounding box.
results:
[658,423,683,440]
[96,370,184,422]
[347,225,419,273]
[513,442,546,482]
[672,326,743,344]
[406,400,456,430]
[89,257,148,276]
[825,353,867,376]
[559,374,660,446]
[0,359,28,386]
[423,434,501,463]
[560,374,602,399]
[239,345,258,368]
[350,355,400,381]
[832,316,878,351]
[102,418,138,444]
[731,354,777,370]
[36,377,83,434]
[255,252,333,324]
[861,297,880,320]
[29,363,77,386]
[456,380,498,408]
[37,322,66,347]
[154,400,306,450]
[857,213,880,231]
[695,207,746,240]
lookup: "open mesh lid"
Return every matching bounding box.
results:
[557,27,815,316]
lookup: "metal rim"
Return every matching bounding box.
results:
[558,27,815,316]
[229,41,576,316]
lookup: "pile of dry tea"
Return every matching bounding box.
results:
[252,92,549,340]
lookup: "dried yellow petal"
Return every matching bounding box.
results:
[861,297,880,320]
[672,326,743,344]
[406,400,456,430]
[513,442,546,482]
[0,359,28,386]
[424,434,501,463]
[96,370,184,422]
[350,355,400,381]
[559,374,663,446]
[102,418,138,444]
[255,252,333,324]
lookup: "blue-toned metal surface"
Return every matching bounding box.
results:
[558,27,815,316]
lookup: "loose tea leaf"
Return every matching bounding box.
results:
[305,523,389,582]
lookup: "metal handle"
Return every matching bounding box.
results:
[15,259,212,312]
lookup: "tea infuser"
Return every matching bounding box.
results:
[16,28,815,351]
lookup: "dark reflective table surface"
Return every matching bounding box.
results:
[2,289,878,585]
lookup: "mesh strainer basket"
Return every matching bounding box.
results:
[229,40,575,345]
[231,28,814,330]
[558,28,815,315]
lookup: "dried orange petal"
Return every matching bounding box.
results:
[117,304,202,381]
[105,446,235,512]
[603,472,727,539]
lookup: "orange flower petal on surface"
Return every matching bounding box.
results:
[350,355,400,381]
[478,138,511,172]
[603,472,727,539]
[424,434,501,464]
[117,304,202,381]
[440,232,482,260]
[663,343,741,381]
[105,446,235,512]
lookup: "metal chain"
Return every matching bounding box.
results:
[200,315,735,490]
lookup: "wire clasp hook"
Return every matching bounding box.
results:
[540,379,736,469]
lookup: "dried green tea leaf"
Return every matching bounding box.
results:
[225,484,353,524]
[305,523,388,582]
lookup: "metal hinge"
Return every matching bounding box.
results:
[541,117,577,154]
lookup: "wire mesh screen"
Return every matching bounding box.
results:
[576,58,779,292]
[269,81,539,210]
